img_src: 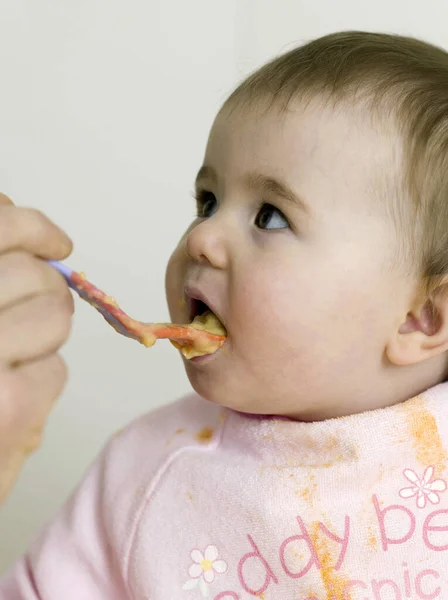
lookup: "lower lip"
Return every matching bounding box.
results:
[189,343,225,364]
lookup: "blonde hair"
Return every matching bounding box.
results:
[220,31,448,320]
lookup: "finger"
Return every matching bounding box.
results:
[11,353,68,447]
[0,293,73,365]
[0,353,67,503]
[0,354,67,451]
[0,253,74,312]
[0,205,73,259]
[0,453,25,503]
[17,352,68,409]
[0,193,14,207]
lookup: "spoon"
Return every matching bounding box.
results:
[48,261,226,359]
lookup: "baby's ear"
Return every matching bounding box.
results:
[386,282,448,366]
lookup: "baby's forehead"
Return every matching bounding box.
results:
[216,94,397,149]
[209,97,401,200]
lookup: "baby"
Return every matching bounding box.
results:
[2,30,448,599]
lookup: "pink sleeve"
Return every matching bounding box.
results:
[0,393,220,599]
[0,437,131,599]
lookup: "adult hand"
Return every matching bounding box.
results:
[0,193,74,503]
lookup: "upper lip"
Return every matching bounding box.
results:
[183,283,225,327]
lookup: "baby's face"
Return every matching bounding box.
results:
[166,98,415,420]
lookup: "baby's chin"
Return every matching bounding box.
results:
[184,369,332,420]
[184,370,271,415]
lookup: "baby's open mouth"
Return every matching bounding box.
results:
[189,299,209,322]
[190,309,226,337]
[170,298,227,360]
[187,298,224,332]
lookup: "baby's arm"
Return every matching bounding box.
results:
[0,434,131,599]
[0,395,179,600]
[0,393,218,599]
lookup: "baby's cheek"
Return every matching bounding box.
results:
[234,280,285,344]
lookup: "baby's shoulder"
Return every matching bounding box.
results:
[101,393,225,480]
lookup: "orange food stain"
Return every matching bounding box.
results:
[321,456,343,468]
[326,435,338,450]
[195,427,214,443]
[367,526,377,550]
[310,521,351,599]
[187,492,193,501]
[399,395,447,477]
[103,295,118,307]
[260,455,346,473]
[135,486,145,498]
[299,483,318,505]
[166,428,187,446]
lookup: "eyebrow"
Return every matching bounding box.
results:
[194,165,311,216]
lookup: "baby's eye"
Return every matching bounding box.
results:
[195,190,217,218]
[255,203,290,230]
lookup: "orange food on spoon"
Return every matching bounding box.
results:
[48,261,227,359]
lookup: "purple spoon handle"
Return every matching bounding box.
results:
[47,260,73,283]
[47,260,139,340]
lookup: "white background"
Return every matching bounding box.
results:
[1,0,448,572]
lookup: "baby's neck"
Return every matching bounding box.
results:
[280,357,448,422]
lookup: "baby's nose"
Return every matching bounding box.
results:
[186,219,228,269]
